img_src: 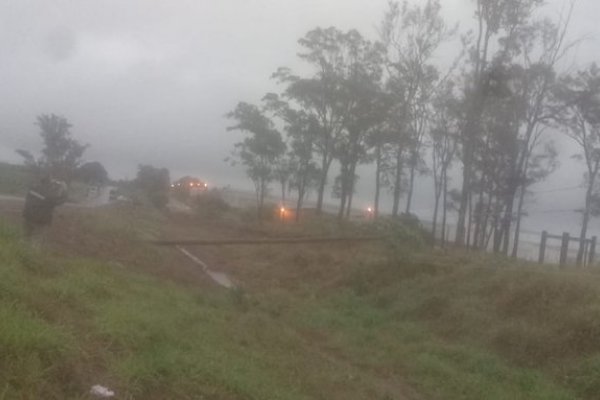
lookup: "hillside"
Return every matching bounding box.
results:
[0,202,598,399]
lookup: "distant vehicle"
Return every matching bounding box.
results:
[109,189,118,201]
[171,176,208,196]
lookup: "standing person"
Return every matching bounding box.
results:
[22,174,68,246]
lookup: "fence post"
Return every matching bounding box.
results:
[589,236,597,267]
[539,231,548,264]
[559,232,570,268]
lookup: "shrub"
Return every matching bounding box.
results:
[365,215,427,262]
[135,165,170,209]
[193,189,231,220]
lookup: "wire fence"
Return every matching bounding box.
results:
[423,221,599,267]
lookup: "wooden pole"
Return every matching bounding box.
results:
[559,232,570,268]
[539,230,547,264]
[589,236,597,267]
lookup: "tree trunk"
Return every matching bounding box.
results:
[405,153,417,215]
[346,191,353,219]
[484,219,494,249]
[346,161,358,219]
[511,184,527,258]
[392,145,403,217]
[295,189,304,222]
[254,180,261,220]
[479,190,493,249]
[441,167,448,247]
[466,190,473,249]
[577,205,591,267]
[456,159,470,246]
[316,155,329,215]
[577,178,595,266]
[374,144,382,219]
[431,147,440,242]
[456,82,488,246]
[338,196,346,220]
[431,159,441,244]
[257,178,267,221]
[501,188,516,255]
[295,169,307,223]
[338,173,347,221]
[343,164,352,219]
[492,198,503,253]
[472,175,485,250]
[432,190,440,245]
[338,159,353,220]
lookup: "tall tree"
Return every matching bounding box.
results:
[430,81,459,244]
[511,141,558,256]
[455,0,545,246]
[497,10,574,255]
[459,4,574,253]
[272,27,355,214]
[332,31,385,219]
[17,114,87,183]
[226,102,286,218]
[76,161,109,185]
[366,90,395,219]
[263,93,321,221]
[273,155,294,204]
[380,0,451,216]
[554,64,600,266]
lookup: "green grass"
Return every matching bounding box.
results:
[1,206,599,399]
[0,213,413,399]
[280,254,600,400]
[293,288,573,400]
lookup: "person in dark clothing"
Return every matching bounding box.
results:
[22,175,68,240]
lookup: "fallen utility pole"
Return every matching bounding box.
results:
[176,246,234,289]
[149,236,383,246]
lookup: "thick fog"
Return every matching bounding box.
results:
[1,0,599,235]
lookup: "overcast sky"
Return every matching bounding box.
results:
[1,0,600,235]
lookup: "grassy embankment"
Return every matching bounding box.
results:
[1,201,600,399]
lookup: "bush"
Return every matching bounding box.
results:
[238,202,280,223]
[365,215,427,262]
[135,165,170,209]
[193,190,231,220]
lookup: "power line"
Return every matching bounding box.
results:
[537,209,580,214]
[531,185,583,194]
[518,208,580,215]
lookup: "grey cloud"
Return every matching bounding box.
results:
[44,26,77,61]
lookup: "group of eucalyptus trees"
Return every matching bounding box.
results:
[227,0,600,258]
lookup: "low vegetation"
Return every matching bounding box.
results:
[1,204,600,399]
[297,256,600,400]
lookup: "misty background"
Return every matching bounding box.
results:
[0,0,599,236]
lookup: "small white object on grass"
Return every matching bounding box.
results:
[90,385,115,398]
